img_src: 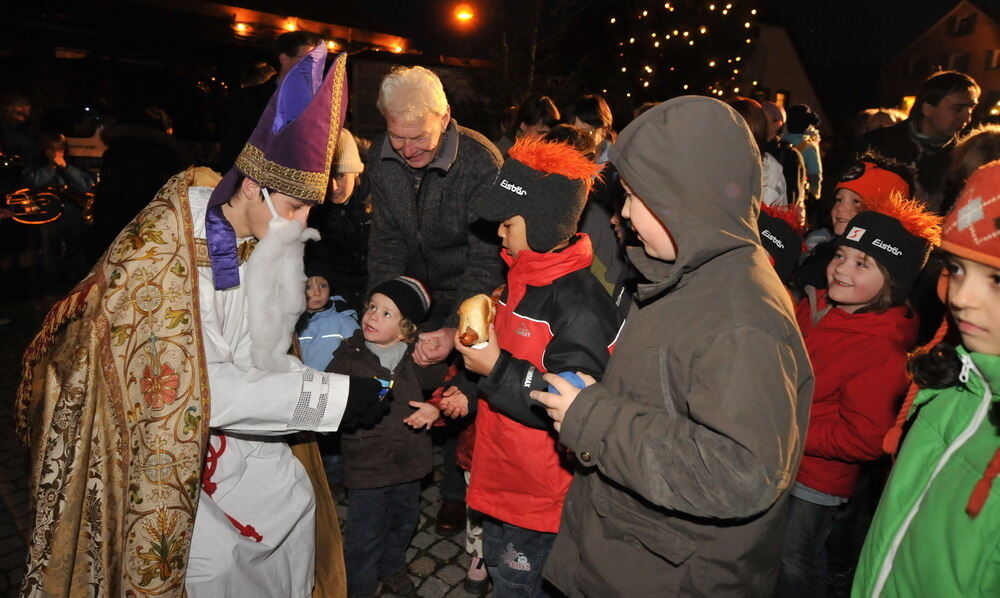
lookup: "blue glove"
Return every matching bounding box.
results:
[343,376,394,430]
[374,377,393,401]
[547,371,586,395]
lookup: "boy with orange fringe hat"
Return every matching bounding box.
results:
[448,137,620,597]
[853,160,1000,598]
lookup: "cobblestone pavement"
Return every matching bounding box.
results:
[338,453,491,598]
[0,298,486,598]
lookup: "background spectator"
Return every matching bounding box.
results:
[217,31,321,169]
[860,70,980,213]
[493,94,560,158]
[763,100,808,210]
[307,129,371,312]
[365,65,504,539]
[91,105,183,261]
[730,96,790,209]
[940,123,1000,215]
[784,103,824,218]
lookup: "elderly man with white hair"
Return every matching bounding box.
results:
[363,64,503,591]
[367,66,503,329]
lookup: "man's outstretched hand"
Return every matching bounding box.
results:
[413,327,456,366]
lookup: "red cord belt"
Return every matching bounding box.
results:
[201,435,264,542]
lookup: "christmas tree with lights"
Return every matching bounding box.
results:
[607,0,761,103]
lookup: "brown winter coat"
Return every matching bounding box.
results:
[544,97,814,597]
[326,331,446,489]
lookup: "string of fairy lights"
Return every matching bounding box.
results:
[606,0,761,101]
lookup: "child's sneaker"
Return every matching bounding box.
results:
[462,556,490,594]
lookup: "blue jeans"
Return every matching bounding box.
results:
[778,495,844,598]
[482,518,557,598]
[344,481,421,595]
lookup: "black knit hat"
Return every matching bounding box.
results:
[472,137,603,252]
[304,258,331,281]
[786,104,820,134]
[837,211,933,291]
[370,276,432,324]
[757,205,804,284]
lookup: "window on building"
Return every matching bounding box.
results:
[774,91,789,108]
[948,13,977,35]
[948,52,971,72]
[987,49,1000,70]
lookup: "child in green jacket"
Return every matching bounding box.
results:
[852,160,1000,597]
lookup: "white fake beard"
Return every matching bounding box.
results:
[245,189,320,371]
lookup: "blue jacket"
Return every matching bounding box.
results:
[297,298,359,370]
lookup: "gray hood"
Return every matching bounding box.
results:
[610,96,763,300]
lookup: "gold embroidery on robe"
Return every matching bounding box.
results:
[17,166,345,597]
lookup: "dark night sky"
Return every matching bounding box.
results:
[757,0,957,118]
[241,0,961,119]
[350,0,954,64]
[760,0,953,67]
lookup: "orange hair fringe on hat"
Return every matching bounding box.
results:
[508,137,604,192]
[760,203,807,237]
[861,190,943,247]
[865,192,942,456]
[871,191,943,457]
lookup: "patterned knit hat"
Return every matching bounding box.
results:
[370,276,432,324]
[883,161,1000,517]
[472,137,603,252]
[940,159,1000,269]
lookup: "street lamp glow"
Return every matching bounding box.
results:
[454,4,475,23]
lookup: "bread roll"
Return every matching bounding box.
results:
[457,294,495,347]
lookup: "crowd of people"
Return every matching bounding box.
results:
[7,29,1000,598]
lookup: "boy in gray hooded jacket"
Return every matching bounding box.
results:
[533,96,814,596]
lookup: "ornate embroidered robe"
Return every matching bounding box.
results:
[17,168,348,597]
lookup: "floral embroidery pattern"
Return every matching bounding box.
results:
[19,169,212,597]
[141,363,180,409]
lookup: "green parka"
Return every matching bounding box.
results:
[852,347,1000,597]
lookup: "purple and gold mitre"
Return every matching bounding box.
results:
[204,44,348,290]
[209,44,348,208]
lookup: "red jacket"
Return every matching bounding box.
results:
[794,290,918,497]
[466,235,619,533]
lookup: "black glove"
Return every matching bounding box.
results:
[341,377,393,430]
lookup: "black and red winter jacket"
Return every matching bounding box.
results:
[794,290,919,498]
[466,234,620,533]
